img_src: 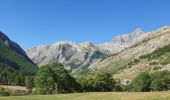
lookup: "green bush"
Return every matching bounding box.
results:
[77,72,117,92]
[130,71,170,92]
[94,72,116,92]
[10,90,30,96]
[131,72,151,92]
[151,76,170,91]
[77,77,95,92]
[0,87,10,96]
[150,71,170,91]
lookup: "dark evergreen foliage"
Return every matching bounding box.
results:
[0,42,37,85]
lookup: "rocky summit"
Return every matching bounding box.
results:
[97,28,148,53]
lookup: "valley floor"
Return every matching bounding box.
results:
[0,91,170,100]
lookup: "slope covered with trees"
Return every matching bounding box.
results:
[0,32,37,85]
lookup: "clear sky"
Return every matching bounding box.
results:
[0,0,170,50]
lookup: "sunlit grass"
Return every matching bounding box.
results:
[0,91,170,100]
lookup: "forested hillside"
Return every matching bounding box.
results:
[0,32,37,85]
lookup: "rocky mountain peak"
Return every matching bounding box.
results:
[97,28,146,53]
[112,28,144,43]
[130,27,143,36]
[52,41,79,46]
[81,41,94,48]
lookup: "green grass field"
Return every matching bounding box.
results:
[0,92,170,100]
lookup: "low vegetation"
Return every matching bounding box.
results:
[0,87,10,96]
[0,86,29,96]
[130,71,170,92]
[77,72,118,92]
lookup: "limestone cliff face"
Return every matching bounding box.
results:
[27,41,106,71]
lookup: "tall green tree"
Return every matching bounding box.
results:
[77,77,95,92]
[94,72,116,92]
[35,65,55,94]
[35,62,79,95]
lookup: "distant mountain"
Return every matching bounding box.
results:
[27,41,107,75]
[0,31,37,85]
[111,26,170,80]
[27,26,170,78]
[90,26,170,80]
[97,28,149,53]
[26,27,147,74]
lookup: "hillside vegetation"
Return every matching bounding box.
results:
[114,43,170,80]
[0,42,37,85]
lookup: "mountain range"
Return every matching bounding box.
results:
[26,26,170,79]
[26,27,145,74]
[1,26,170,82]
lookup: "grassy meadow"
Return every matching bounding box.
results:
[0,92,170,100]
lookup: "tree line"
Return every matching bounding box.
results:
[130,71,170,91]
[34,62,170,95]
[1,62,170,96]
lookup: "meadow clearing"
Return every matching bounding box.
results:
[0,91,170,100]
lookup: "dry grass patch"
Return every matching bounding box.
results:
[0,91,170,100]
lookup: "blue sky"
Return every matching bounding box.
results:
[0,0,170,50]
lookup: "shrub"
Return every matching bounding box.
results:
[130,71,170,92]
[151,76,170,91]
[0,87,10,96]
[150,71,170,91]
[131,72,151,92]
